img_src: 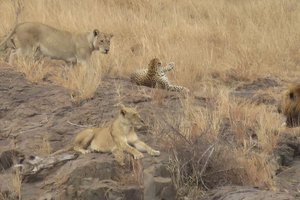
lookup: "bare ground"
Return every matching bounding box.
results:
[0,65,299,199]
[0,64,186,200]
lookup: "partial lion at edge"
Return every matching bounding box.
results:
[278,83,300,127]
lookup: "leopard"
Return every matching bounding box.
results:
[130,58,189,93]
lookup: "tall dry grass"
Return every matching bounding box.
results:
[1,0,300,90]
[0,0,299,196]
[166,89,282,198]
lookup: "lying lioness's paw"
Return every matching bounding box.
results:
[150,150,160,156]
[134,152,144,159]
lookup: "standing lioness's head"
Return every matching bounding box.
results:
[90,29,113,54]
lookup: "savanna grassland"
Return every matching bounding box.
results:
[1,0,300,198]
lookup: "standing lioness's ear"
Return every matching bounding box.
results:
[93,29,100,37]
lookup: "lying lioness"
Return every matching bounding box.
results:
[52,105,160,165]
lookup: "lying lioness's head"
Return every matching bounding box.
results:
[91,29,113,54]
[119,105,144,128]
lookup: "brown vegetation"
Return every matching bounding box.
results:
[1,0,299,198]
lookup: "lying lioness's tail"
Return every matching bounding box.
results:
[51,146,74,156]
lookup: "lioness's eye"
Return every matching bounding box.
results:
[100,40,104,43]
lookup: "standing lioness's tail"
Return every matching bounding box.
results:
[0,0,22,50]
[0,26,17,50]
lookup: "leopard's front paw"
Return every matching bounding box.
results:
[168,62,175,69]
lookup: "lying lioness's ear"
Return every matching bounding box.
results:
[120,108,126,116]
[119,103,126,116]
[93,29,100,37]
[109,34,113,39]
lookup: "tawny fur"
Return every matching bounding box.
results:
[278,83,300,127]
[52,105,160,165]
[0,22,113,65]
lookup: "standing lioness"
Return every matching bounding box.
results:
[0,22,113,65]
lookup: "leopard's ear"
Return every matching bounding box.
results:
[93,29,100,37]
[289,92,294,100]
[149,58,160,68]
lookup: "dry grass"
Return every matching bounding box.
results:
[52,62,102,100]
[0,0,299,196]
[11,169,22,200]
[14,58,50,83]
[1,0,300,89]
[36,135,52,156]
[12,57,103,100]
[166,91,282,197]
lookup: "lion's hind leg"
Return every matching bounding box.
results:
[73,129,95,155]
